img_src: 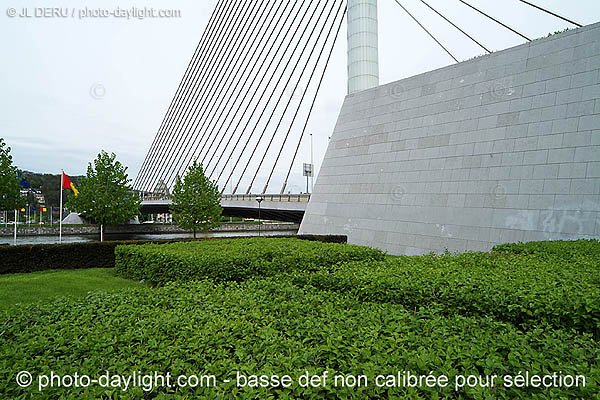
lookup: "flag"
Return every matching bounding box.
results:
[17,174,31,188]
[62,172,79,196]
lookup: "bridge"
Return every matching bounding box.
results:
[141,194,309,223]
[134,0,599,254]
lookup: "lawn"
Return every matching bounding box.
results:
[0,268,144,313]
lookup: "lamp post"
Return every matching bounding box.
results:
[310,133,314,192]
[256,195,263,237]
[13,209,17,246]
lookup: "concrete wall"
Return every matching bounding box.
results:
[300,23,600,255]
[0,223,299,237]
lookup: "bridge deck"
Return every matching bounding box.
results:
[141,194,309,223]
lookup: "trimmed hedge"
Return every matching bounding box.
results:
[0,235,347,275]
[1,279,598,399]
[493,239,600,260]
[295,234,347,243]
[115,237,384,286]
[0,239,203,275]
[291,246,600,337]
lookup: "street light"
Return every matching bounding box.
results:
[256,196,263,237]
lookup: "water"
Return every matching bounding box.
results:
[0,230,298,246]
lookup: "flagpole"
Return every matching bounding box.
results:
[59,170,63,243]
[13,209,17,246]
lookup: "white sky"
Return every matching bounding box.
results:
[1,0,598,192]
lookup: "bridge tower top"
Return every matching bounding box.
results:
[347,0,380,94]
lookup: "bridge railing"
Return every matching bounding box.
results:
[140,194,311,203]
[221,194,311,203]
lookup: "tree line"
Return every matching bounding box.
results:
[0,138,223,241]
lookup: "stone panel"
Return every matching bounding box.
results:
[300,23,600,255]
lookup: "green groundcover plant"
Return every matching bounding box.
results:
[1,239,599,399]
[291,241,600,337]
[1,279,598,399]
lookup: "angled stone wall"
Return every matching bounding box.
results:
[300,22,600,255]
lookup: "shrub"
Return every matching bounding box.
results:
[296,234,347,243]
[291,246,600,337]
[115,237,384,286]
[0,279,597,399]
[0,235,348,275]
[0,239,203,275]
[493,239,600,260]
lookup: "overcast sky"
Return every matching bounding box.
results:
[1,0,598,192]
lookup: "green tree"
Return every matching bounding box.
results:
[170,161,222,238]
[68,151,140,241]
[0,138,22,210]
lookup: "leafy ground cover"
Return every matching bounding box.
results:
[291,247,600,337]
[1,280,598,399]
[0,268,144,313]
[1,238,599,399]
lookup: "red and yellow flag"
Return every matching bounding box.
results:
[62,172,79,196]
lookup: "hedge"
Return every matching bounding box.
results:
[291,244,600,337]
[115,237,384,286]
[0,235,347,275]
[493,239,600,260]
[1,279,597,399]
[0,239,202,275]
[295,234,347,243]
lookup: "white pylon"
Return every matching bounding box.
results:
[347,0,380,94]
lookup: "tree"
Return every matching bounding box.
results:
[68,151,140,241]
[170,161,222,238]
[20,171,83,209]
[0,138,22,211]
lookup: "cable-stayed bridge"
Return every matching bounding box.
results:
[134,0,597,237]
[135,0,347,197]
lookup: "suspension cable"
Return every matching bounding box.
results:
[266,6,346,195]
[141,0,257,192]
[134,0,225,190]
[137,0,239,192]
[214,0,326,191]
[198,1,297,178]
[165,0,285,188]
[281,10,346,195]
[140,0,255,192]
[255,2,346,195]
[419,0,490,53]
[159,0,276,190]
[458,0,531,42]
[392,0,459,62]
[517,0,582,27]
[229,0,338,195]
[204,0,315,184]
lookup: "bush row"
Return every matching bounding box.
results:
[493,239,600,260]
[0,235,348,275]
[291,247,600,337]
[0,239,203,275]
[1,279,597,399]
[115,237,384,286]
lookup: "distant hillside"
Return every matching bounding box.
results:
[20,171,84,208]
